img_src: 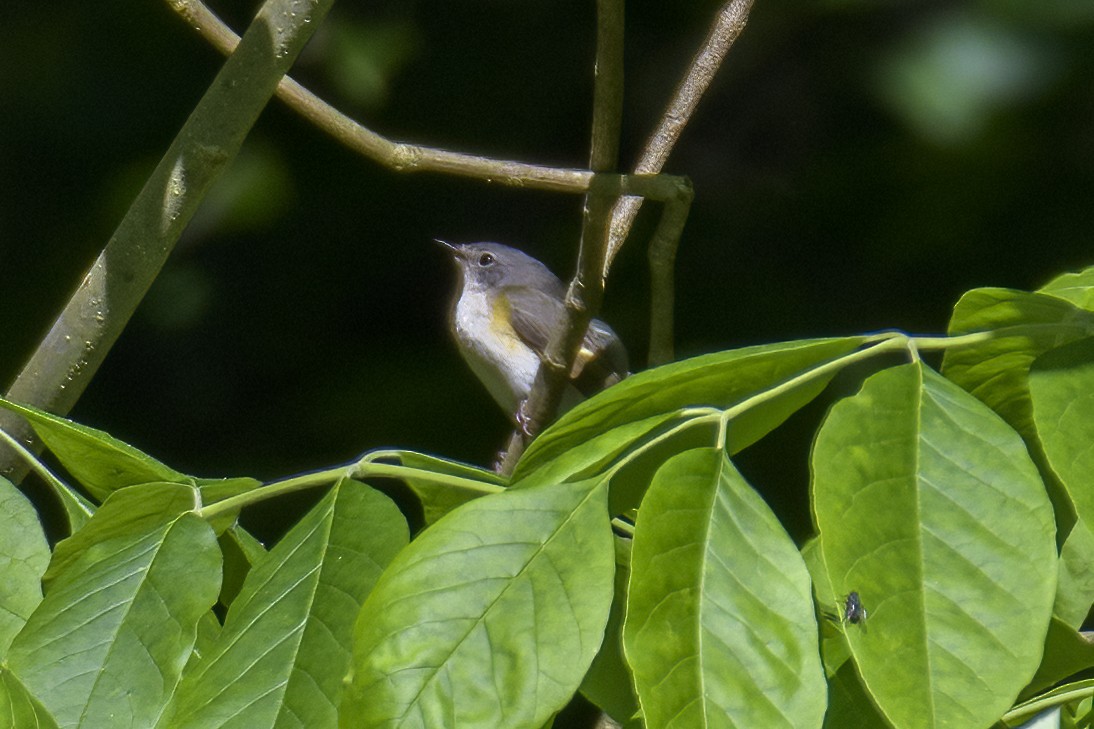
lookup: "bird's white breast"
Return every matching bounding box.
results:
[453,288,540,414]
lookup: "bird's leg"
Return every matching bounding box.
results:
[515,398,535,438]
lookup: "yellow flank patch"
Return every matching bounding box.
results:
[489,294,524,352]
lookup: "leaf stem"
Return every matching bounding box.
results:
[199,459,505,522]
[0,427,95,532]
[1002,684,1094,726]
[0,428,69,495]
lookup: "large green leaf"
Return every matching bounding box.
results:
[579,535,640,727]
[196,476,264,534]
[1021,618,1094,700]
[1038,265,1094,310]
[44,481,199,586]
[0,396,191,500]
[941,288,1094,439]
[1030,339,1094,628]
[217,523,268,609]
[6,509,221,728]
[371,450,506,525]
[344,476,615,729]
[0,667,59,729]
[161,478,407,729]
[624,448,826,729]
[813,362,1057,729]
[516,337,869,479]
[1031,338,1094,541]
[1055,517,1094,630]
[0,477,50,658]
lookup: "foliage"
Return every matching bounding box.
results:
[4,268,1094,728]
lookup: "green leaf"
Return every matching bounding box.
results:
[189,611,222,670]
[1022,618,1094,700]
[376,450,506,525]
[1029,339,1094,627]
[0,667,59,729]
[0,396,191,500]
[579,535,639,726]
[217,523,267,608]
[624,448,826,729]
[1055,517,1094,630]
[941,287,1094,439]
[0,477,50,657]
[162,478,408,728]
[44,481,199,587]
[7,510,221,728]
[52,480,96,536]
[197,476,264,534]
[1039,266,1094,310]
[344,476,615,729]
[821,661,888,729]
[1031,339,1094,537]
[516,337,869,479]
[813,362,1057,729]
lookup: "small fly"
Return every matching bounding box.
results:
[843,591,868,628]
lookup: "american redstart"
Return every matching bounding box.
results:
[437,240,629,424]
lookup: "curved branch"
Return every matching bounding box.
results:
[167,0,595,193]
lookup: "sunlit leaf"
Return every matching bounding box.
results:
[1054,517,1094,630]
[373,450,506,525]
[1039,265,1094,310]
[197,476,263,533]
[344,476,615,729]
[217,523,266,608]
[813,362,1056,729]
[1021,618,1094,700]
[1031,338,1094,536]
[0,667,59,729]
[1029,338,1094,629]
[579,535,639,726]
[624,448,826,728]
[941,287,1094,439]
[7,511,221,728]
[0,396,191,500]
[44,481,198,587]
[516,337,869,479]
[0,477,50,656]
[162,478,407,728]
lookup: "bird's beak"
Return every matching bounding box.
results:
[433,238,459,256]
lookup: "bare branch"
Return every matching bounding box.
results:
[606,0,755,268]
[498,0,626,474]
[167,0,595,193]
[0,0,334,478]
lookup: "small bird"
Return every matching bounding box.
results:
[437,240,628,424]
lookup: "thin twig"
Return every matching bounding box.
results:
[0,0,334,479]
[606,0,755,267]
[167,0,595,193]
[497,0,627,474]
[647,183,694,365]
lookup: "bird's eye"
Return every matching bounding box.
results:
[478,252,496,267]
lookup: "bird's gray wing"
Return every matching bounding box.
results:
[505,287,629,395]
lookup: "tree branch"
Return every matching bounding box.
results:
[0,0,335,479]
[606,0,755,268]
[167,0,596,193]
[497,0,626,474]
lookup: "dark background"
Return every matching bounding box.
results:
[3,0,1092,541]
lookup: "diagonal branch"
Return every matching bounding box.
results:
[0,0,335,479]
[606,0,755,269]
[496,0,626,474]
